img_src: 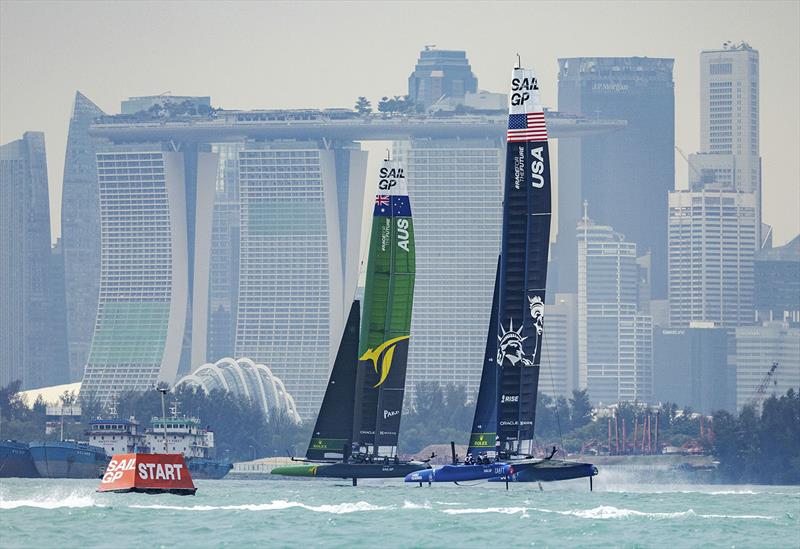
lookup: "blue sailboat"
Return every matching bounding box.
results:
[405,59,598,489]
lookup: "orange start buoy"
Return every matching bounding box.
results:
[99,453,197,495]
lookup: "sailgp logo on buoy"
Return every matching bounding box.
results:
[497,319,532,367]
[360,335,410,387]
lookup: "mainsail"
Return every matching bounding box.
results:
[352,158,416,456]
[495,65,552,455]
[305,301,361,461]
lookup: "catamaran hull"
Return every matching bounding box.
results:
[490,459,598,482]
[404,463,512,483]
[273,462,430,479]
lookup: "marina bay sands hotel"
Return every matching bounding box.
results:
[77,52,624,417]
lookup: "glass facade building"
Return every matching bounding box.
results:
[81,146,218,405]
[395,138,503,404]
[1,132,68,388]
[234,142,367,419]
[668,190,756,328]
[689,42,762,243]
[61,92,107,382]
[407,48,478,110]
[734,322,799,410]
[555,57,675,299]
[578,213,653,404]
[654,326,731,413]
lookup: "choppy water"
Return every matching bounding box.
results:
[1,474,798,548]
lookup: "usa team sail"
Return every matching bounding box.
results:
[406,61,597,487]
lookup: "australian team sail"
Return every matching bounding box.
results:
[305,301,361,461]
[495,66,552,456]
[352,159,416,456]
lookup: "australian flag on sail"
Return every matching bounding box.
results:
[507,113,548,143]
[374,195,412,217]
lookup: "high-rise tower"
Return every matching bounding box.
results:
[234,141,367,419]
[81,144,218,404]
[668,190,757,328]
[1,132,68,388]
[689,42,762,244]
[61,91,106,382]
[407,48,478,110]
[577,208,653,404]
[397,138,503,403]
[555,57,675,298]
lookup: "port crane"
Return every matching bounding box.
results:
[750,361,779,409]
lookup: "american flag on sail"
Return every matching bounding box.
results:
[507,112,548,143]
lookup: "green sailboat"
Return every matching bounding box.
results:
[272,157,429,484]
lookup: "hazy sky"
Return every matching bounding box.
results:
[2,0,798,245]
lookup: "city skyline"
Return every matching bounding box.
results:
[1,1,798,247]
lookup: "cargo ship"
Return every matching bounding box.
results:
[28,440,109,479]
[0,440,40,478]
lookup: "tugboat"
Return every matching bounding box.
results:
[145,402,232,480]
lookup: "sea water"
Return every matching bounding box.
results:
[1,475,798,548]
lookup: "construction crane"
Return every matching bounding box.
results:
[750,361,779,408]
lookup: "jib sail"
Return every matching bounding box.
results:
[352,158,416,456]
[468,257,500,455]
[305,301,361,460]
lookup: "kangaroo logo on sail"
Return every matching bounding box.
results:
[511,76,538,106]
[379,167,405,191]
[496,319,532,367]
[528,295,545,360]
[397,218,410,252]
[530,147,545,189]
[360,335,410,387]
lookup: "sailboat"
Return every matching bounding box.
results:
[271,157,430,485]
[405,60,598,488]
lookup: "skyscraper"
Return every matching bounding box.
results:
[206,143,242,362]
[668,189,757,328]
[577,208,653,404]
[754,235,800,324]
[61,91,106,382]
[654,326,731,413]
[1,132,68,388]
[540,294,579,399]
[81,145,218,404]
[407,48,478,110]
[689,42,762,244]
[555,57,675,298]
[234,141,367,419]
[398,138,503,402]
[734,322,799,410]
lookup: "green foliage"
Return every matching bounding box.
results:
[0,381,308,461]
[400,382,471,453]
[353,96,371,115]
[377,95,416,114]
[712,389,800,484]
[115,385,309,461]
